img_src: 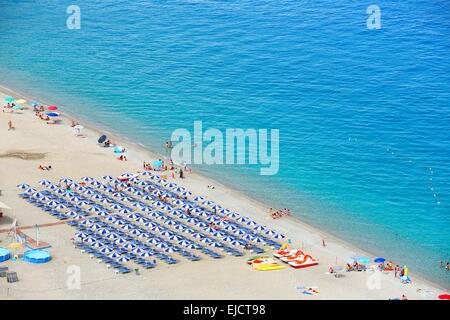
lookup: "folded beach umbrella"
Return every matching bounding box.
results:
[17,183,30,189]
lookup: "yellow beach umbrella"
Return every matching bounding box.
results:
[16,99,27,104]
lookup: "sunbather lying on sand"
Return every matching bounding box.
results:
[38,165,52,171]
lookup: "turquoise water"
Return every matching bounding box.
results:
[0,0,449,287]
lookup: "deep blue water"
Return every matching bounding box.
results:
[0,0,449,288]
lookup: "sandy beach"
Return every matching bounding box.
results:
[0,87,446,300]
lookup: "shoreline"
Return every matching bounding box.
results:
[0,84,447,298]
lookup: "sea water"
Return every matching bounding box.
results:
[0,0,449,288]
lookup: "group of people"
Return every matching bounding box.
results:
[38,165,52,171]
[439,261,450,270]
[2,102,19,113]
[269,208,291,219]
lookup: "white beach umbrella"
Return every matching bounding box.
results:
[39,180,52,186]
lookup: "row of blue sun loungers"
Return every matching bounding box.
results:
[18,173,284,272]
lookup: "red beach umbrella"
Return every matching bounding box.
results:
[48,106,58,111]
[438,294,450,300]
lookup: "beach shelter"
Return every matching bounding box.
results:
[17,184,30,189]
[192,196,204,201]
[5,97,15,102]
[98,135,107,144]
[48,106,58,111]
[374,257,386,263]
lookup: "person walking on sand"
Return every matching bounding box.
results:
[446,261,449,271]
[322,239,326,248]
[8,120,14,131]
